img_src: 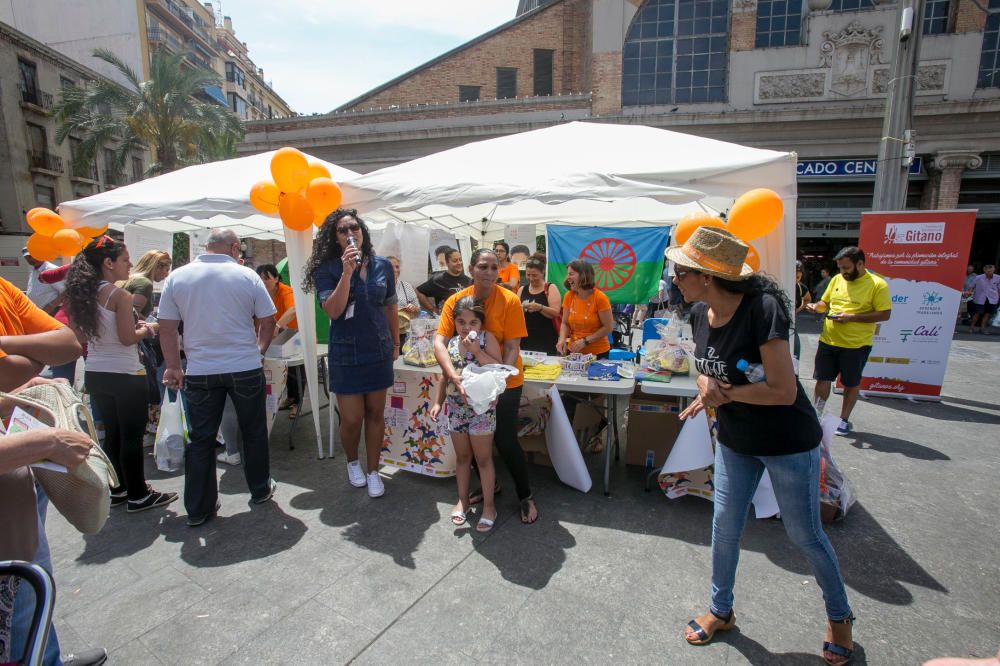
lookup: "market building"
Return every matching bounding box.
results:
[239,0,1000,269]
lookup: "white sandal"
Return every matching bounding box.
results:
[476,512,497,533]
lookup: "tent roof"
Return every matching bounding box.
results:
[57,150,359,239]
[342,121,797,240]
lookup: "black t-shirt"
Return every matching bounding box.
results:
[690,292,821,456]
[416,271,472,308]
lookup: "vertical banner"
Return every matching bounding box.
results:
[546,225,670,304]
[504,224,537,268]
[427,229,460,271]
[124,226,173,261]
[858,210,976,399]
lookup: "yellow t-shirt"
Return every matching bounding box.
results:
[819,272,891,349]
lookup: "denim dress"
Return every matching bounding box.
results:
[315,255,398,395]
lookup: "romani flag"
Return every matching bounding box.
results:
[546,225,671,304]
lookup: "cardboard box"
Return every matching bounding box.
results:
[520,434,554,467]
[625,395,681,468]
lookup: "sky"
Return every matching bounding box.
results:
[217,0,519,115]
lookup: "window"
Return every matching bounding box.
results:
[60,76,76,90]
[103,148,118,185]
[533,49,554,96]
[26,123,47,155]
[132,156,143,183]
[34,183,56,209]
[227,92,248,119]
[923,0,951,35]
[979,0,1000,88]
[828,0,873,10]
[69,137,93,179]
[496,67,517,99]
[755,0,802,47]
[459,85,481,102]
[225,62,245,88]
[622,0,729,107]
[18,58,39,103]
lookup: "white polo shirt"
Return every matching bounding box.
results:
[25,261,62,308]
[158,254,276,375]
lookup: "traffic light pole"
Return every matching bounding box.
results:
[872,0,925,212]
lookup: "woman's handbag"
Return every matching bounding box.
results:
[1,382,119,535]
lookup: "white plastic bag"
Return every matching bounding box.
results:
[154,389,187,472]
[461,364,519,415]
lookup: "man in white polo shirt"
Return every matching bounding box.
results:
[158,229,278,527]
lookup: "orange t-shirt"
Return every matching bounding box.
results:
[562,289,612,355]
[438,285,528,388]
[497,263,520,289]
[272,282,298,330]
[0,278,65,359]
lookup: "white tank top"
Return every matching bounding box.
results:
[85,282,144,375]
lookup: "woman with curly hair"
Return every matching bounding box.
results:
[304,209,398,498]
[65,236,177,513]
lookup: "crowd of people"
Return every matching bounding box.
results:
[9,204,997,665]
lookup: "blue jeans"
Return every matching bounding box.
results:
[10,486,62,666]
[183,369,270,519]
[710,443,852,621]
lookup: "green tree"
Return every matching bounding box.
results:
[54,48,243,177]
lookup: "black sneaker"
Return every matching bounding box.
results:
[187,500,222,527]
[110,490,127,507]
[62,647,108,666]
[126,490,178,513]
[252,478,278,505]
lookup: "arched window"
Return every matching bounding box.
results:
[621,0,729,107]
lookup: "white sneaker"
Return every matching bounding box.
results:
[216,452,241,466]
[367,471,385,498]
[347,461,367,488]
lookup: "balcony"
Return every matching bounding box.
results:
[146,0,215,51]
[18,84,53,113]
[185,51,213,72]
[70,161,99,183]
[27,150,64,174]
[147,27,183,52]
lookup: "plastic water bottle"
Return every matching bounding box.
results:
[736,359,766,383]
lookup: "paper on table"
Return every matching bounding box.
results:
[660,411,715,474]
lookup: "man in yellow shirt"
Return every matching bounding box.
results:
[806,246,892,436]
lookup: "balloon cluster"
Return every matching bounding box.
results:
[250,148,343,231]
[24,208,108,262]
[673,188,783,272]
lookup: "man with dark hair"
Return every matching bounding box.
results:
[969,264,999,334]
[434,245,453,270]
[416,248,471,312]
[806,246,892,436]
[510,244,531,267]
[813,267,832,307]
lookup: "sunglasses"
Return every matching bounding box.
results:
[674,268,699,279]
[337,222,361,235]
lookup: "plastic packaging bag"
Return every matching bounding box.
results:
[461,364,518,415]
[643,318,693,375]
[403,315,440,367]
[818,414,857,521]
[154,389,187,472]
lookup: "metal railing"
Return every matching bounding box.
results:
[27,150,63,172]
[72,161,99,180]
[147,28,183,51]
[18,84,52,109]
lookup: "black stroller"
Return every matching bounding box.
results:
[0,561,54,666]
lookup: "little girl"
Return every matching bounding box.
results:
[430,297,503,532]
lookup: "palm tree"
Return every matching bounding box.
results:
[54,48,243,177]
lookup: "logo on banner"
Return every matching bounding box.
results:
[899,324,942,342]
[884,222,946,245]
[922,291,944,306]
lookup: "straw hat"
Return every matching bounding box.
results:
[666,226,754,280]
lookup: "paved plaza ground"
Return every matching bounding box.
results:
[41,319,1000,664]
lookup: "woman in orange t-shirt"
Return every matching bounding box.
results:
[493,241,520,291]
[557,259,614,357]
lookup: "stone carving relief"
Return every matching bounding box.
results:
[758,73,827,101]
[871,63,948,94]
[732,0,757,13]
[820,21,886,97]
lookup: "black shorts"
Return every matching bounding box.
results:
[970,301,998,317]
[813,341,872,388]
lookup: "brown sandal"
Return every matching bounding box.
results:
[685,610,736,645]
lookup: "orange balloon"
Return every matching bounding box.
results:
[270,148,310,194]
[77,225,109,238]
[744,242,760,272]
[250,180,281,214]
[305,178,343,224]
[726,189,783,241]
[52,228,84,257]
[278,192,314,231]
[306,162,331,182]
[26,208,64,237]
[25,233,59,262]
[674,213,725,245]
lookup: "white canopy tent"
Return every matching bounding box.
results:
[59,150,360,458]
[343,121,798,292]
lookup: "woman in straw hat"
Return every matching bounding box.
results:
[668,227,854,666]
